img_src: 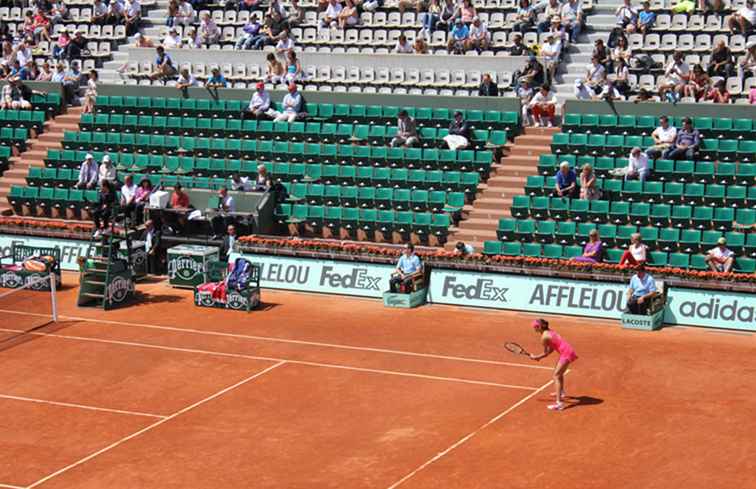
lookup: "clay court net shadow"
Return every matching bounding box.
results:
[562,396,604,410]
[0,320,76,355]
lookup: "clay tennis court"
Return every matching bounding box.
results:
[1,271,754,489]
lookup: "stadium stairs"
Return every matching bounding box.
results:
[448,126,558,249]
[0,107,84,215]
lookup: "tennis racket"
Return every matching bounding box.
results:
[504,342,531,357]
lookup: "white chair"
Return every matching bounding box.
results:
[669,14,687,31]
[373,11,387,26]
[726,76,742,96]
[361,12,373,25]
[361,67,375,84]
[345,28,359,45]
[433,70,451,88]
[332,66,347,83]
[642,33,660,51]
[406,69,421,85]
[693,34,711,52]
[348,85,362,93]
[346,66,360,84]
[639,74,656,91]
[358,29,373,46]
[730,35,746,52]
[655,14,671,31]
[388,68,405,85]
[660,33,677,52]
[417,69,435,88]
[688,14,704,32]
[677,33,694,51]
[387,12,401,27]
[703,14,721,32]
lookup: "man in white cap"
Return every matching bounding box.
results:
[76,154,99,189]
[99,155,117,185]
[625,147,649,182]
[705,237,734,273]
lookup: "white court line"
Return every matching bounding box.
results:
[0,328,539,392]
[0,483,24,489]
[26,361,286,489]
[0,394,165,419]
[0,309,552,371]
[387,378,556,489]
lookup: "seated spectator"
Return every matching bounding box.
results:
[104,0,124,24]
[620,233,648,267]
[601,79,624,100]
[288,0,305,25]
[273,82,303,122]
[508,33,529,55]
[150,46,177,81]
[275,29,295,57]
[478,72,499,96]
[246,82,270,118]
[265,52,285,84]
[50,0,69,24]
[663,117,700,160]
[553,161,577,198]
[738,41,756,81]
[625,147,650,182]
[707,40,734,78]
[611,36,632,73]
[134,178,153,224]
[528,84,557,127]
[171,183,190,208]
[66,30,87,61]
[512,0,535,33]
[91,0,109,24]
[547,16,567,46]
[515,57,545,88]
[239,0,263,11]
[672,0,695,13]
[124,0,141,36]
[52,27,70,59]
[175,0,195,26]
[635,1,655,34]
[413,35,429,54]
[135,33,157,48]
[541,33,562,84]
[198,13,221,47]
[645,116,676,159]
[699,0,725,13]
[625,264,657,315]
[614,0,637,32]
[705,237,734,273]
[447,19,470,54]
[284,50,302,83]
[468,17,490,52]
[706,79,731,104]
[573,229,603,263]
[231,173,252,191]
[394,34,413,53]
[390,244,423,293]
[255,164,272,190]
[421,0,442,35]
[76,154,99,189]
[62,61,82,106]
[235,13,262,50]
[537,0,562,33]
[163,28,182,49]
[560,0,584,42]
[165,0,178,27]
[36,61,53,81]
[574,56,606,100]
[614,58,631,96]
[516,79,534,125]
[683,64,710,101]
[92,180,116,238]
[211,187,236,238]
[32,10,51,43]
[338,0,359,28]
[176,68,198,90]
[594,38,610,68]
[438,0,456,30]
[579,163,601,200]
[455,241,475,256]
[658,51,689,103]
[444,111,471,150]
[728,0,755,34]
[320,0,343,29]
[268,0,287,18]
[206,67,227,89]
[0,77,31,109]
[98,154,116,184]
[749,85,756,104]
[82,69,98,114]
[120,175,137,217]
[390,110,419,147]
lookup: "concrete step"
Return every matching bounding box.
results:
[465,209,513,220]
[523,126,561,136]
[508,144,551,157]
[471,196,518,210]
[457,217,500,231]
[1,177,27,186]
[493,164,538,177]
[513,134,554,145]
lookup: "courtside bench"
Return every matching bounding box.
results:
[0,244,61,290]
[194,259,261,312]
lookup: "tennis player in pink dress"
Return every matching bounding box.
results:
[529,318,577,411]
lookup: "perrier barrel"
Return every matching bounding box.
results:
[167,244,219,288]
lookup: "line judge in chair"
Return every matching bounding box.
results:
[389,243,424,294]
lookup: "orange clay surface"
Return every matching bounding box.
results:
[0,270,754,488]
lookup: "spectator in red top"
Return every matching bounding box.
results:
[706,79,731,103]
[171,183,190,208]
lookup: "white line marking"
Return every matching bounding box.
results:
[0,483,24,489]
[386,378,556,489]
[0,309,551,371]
[0,394,165,419]
[0,328,540,391]
[26,361,286,489]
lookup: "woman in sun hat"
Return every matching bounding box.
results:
[530,318,578,411]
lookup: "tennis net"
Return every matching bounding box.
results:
[0,273,58,346]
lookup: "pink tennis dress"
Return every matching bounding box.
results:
[548,331,578,363]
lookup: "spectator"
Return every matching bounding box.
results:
[395,34,414,53]
[52,26,70,59]
[553,161,577,198]
[268,0,287,18]
[62,61,82,106]
[672,0,695,13]
[455,241,475,255]
[218,224,237,262]
[438,0,456,30]
[15,40,32,67]
[579,163,601,200]
[421,0,442,35]
[82,69,98,114]
[120,174,137,218]
[235,13,262,50]
[602,79,625,100]
[124,0,141,36]
[255,164,272,190]
[593,39,609,70]
[547,15,567,45]
[134,178,153,224]
[390,243,423,293]
[635,1,655,33]
[663,117,700,160]
[625,147,650,182]
[699,0,725,13]
[468,17,490,52]
[175,0,195,26]
[105,0,124,25]
[206,67,227,88]
[198,13,221,47]
[573,229,603,263]
[0,77,31,109]
[517,79,534,125]
[516,57,545,87]
[165,0,178,27]
[21,10,34,38]
[36,61,53,81]
[541,33,562,84]
[707,40,734,78]
[738,41,756,82]
[265,52,285,84]
[17,60,34,81]
[478,72,499,96]
[512,0,535,33]
[611,36,631,73]
[458,0,477,23]
[135,33,156,48]
[658,51,689,103]
[76,154,99,189]
[170,183,190,208]
[705,237,734,273]
[284,51,302,82]
[645,115,676,159]
[163,28,182,48]
[620,233,648,268]
[142,219,162,274]
[98,154,117,184]
[320,0,343,29]
[211,187,235,238]
[274,28,294,57]
[447,19,469,54]
[246,82,270,118]
[255,12,287,49]
[175,68,198,90]
[239,0,262,11]
[230,173,252,191]
[288,0,305,25]
[614,0,637,32]
[32,10,51,43]
[528,84,557,127]
[273,82,302,122]
[728,0,755,34]
[444,111,471,150]
[574,56,606,100]
[92,180,116,238]
[683,64,710,101]
[537,0,562,33]
[560,0,584,42]
[614,58,631,96]
[50,0,69,23]
[338,0,359,28]
[66,29,88,61]
[390,110,419,147]
[749,84,756,104]
[508,33,529,55]
[625,264,657,315]
[150,46,177,81]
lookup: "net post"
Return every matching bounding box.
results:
[50,272,58,322]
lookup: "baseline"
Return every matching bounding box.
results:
[0,394,165,419]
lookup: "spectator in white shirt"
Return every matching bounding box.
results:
[528,84,557,127]
[574,56,606,99]
[560,0,583,42]
[626,147,650,182]
[76,154,99,189]
[123,0,141,37]
[163,28,182,49]
[615,0,637,32]
[468,17,490,52]
[320,0,343,28]
[92,0,108,24]
[198,13,221,46]
[540,33,562,84]
[620,233,648,267]
[275,29,294,58]
[705,237,734,273]
[645,116,677,159]
[230,173,253,192]
[246,82,271,118]
[120,175,137,214]
[98,155,117,184]
[659,51,689,103]
[394,34,414,53]
[175,68,198,90]
[273,83,303,122]
[15,41,32,66]
[175,0,195,27]
[338,0,359,28]
[517,79,534,126]
[728,1,755,34]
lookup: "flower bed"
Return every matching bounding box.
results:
[0,217,94,234]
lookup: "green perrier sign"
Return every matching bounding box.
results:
[167,244,219,288]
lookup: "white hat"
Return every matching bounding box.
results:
[85,153,93,160]
[102,155,111,163]
[135,33,142,38]
[747,40,756,49]
[559,161,570,168]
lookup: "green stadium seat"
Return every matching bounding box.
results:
[679,229,702,254]
[515,219,536,242]
[735,208,755,228]
[543,244,563,259]
[535,220,556,243]
[605,248,624,264]
[497,218,517,241]
[589,200,609,223]
[576,222,597,246]
[642,181,664,204]
[725,232,745,255]
[483,241,502,255]
[704,184,726,206]
[658,227,680,252]
[598,224,617,247]
[712,207,734,231]
[511,195,530,218]
[669,253,690,269]
[734,257,756,274]
[609,201,630,225]
[715,162,736,185]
